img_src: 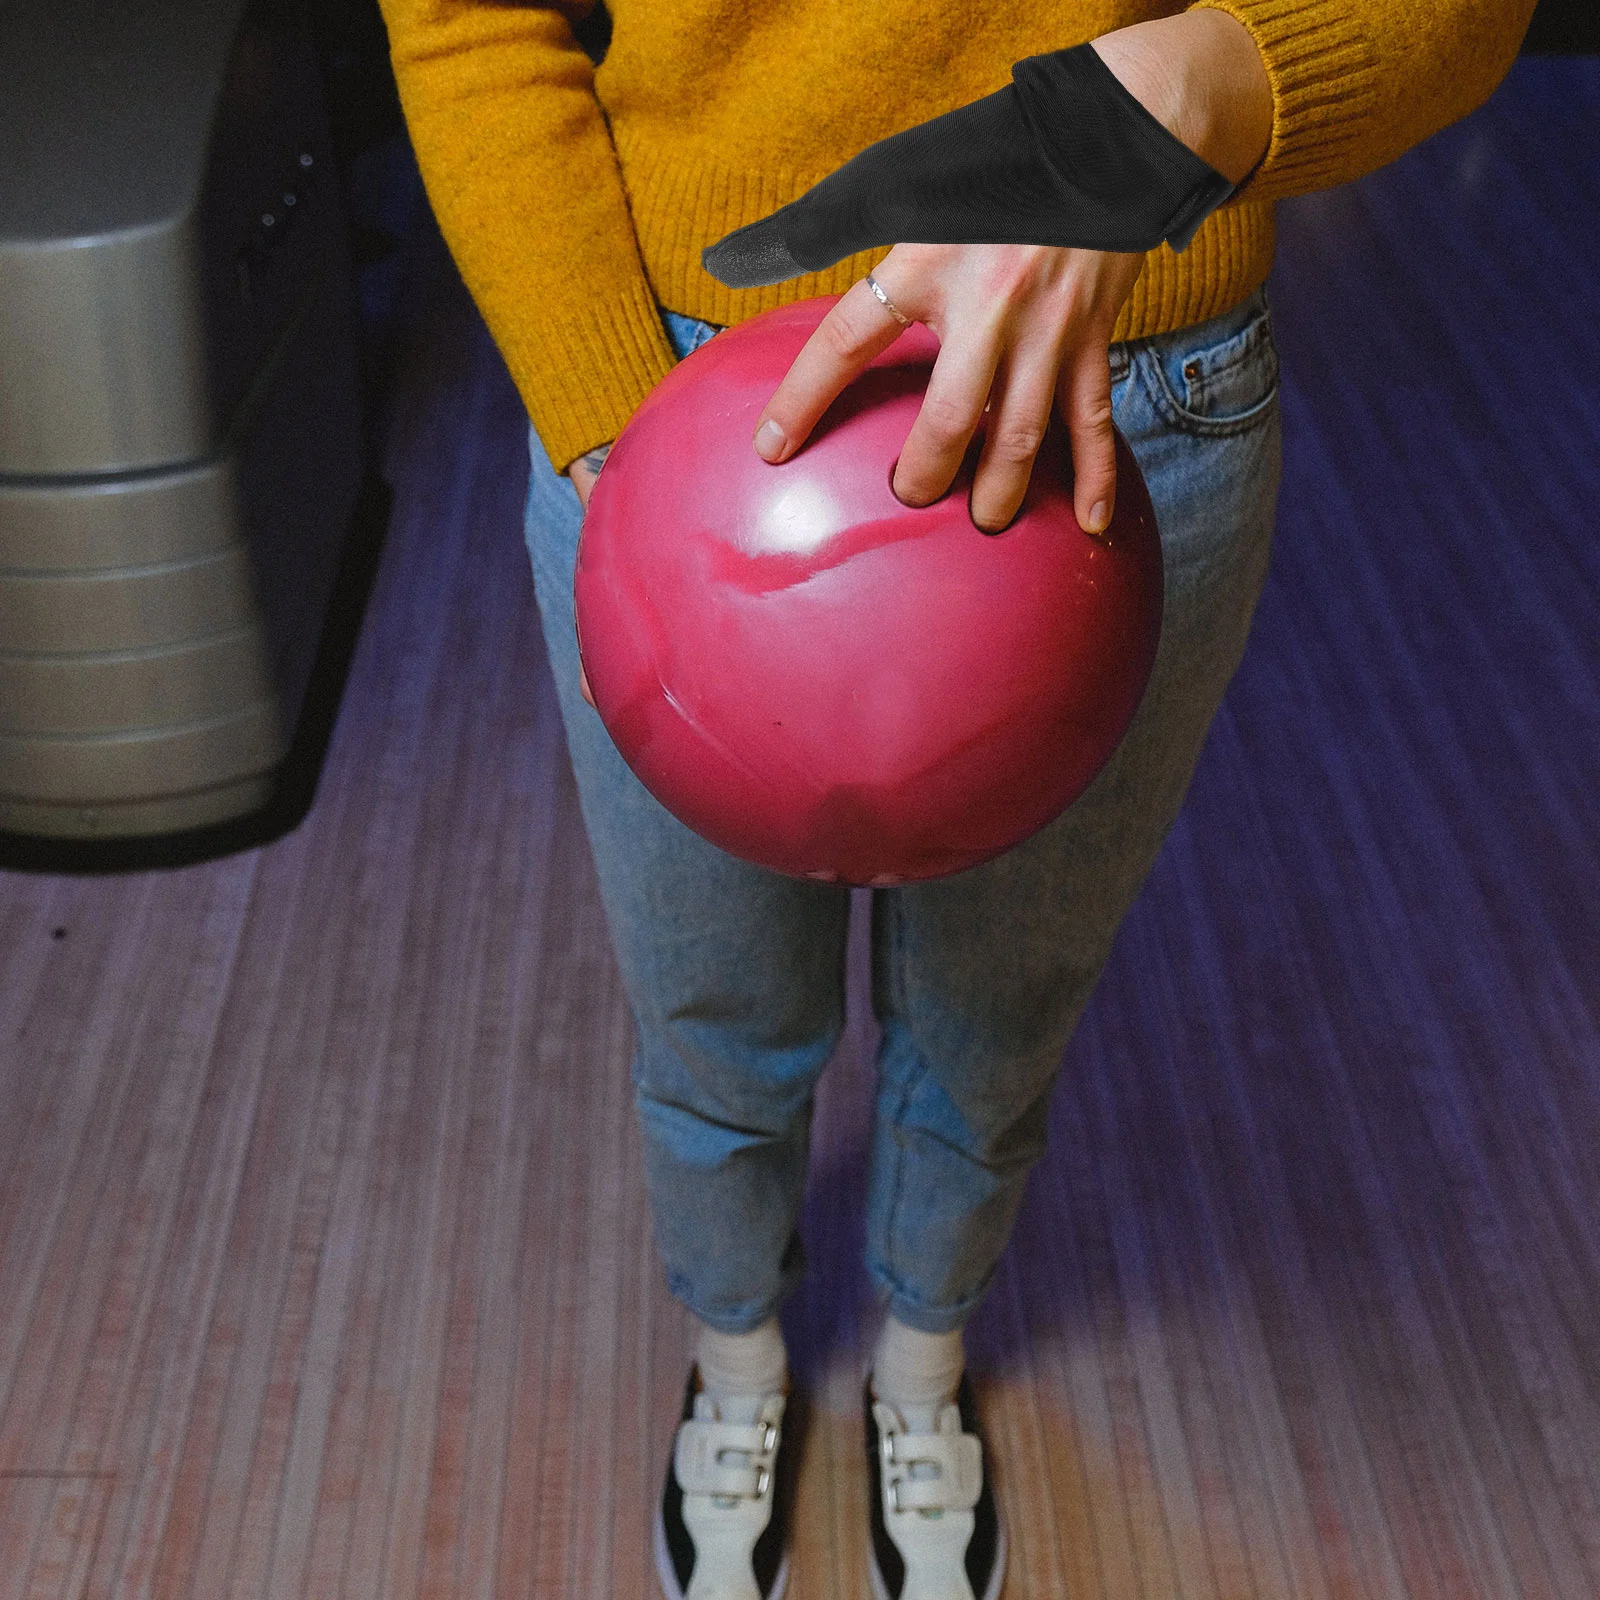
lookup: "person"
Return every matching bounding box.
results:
[373,2,1534,1595]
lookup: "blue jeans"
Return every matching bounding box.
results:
[524,284,1282,1335]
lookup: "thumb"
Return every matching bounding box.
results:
[1060,350,1116,537]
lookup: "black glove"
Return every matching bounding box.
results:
[703,41,1242,289]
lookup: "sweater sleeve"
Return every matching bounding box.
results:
[1186,0,1539,209]
[375,0,678,476]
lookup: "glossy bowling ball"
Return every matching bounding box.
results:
[574,295,1163,886]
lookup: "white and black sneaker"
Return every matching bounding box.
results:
[655,1363,801,1600]
[864,1370,1006,1600]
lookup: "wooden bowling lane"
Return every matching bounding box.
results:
[2,51,1600,1600]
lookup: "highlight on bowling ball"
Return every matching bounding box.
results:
[574,295,1164,886]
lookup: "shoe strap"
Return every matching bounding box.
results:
[675,1416,780,1500]
[875,1405,984,1513]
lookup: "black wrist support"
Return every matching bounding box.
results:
[702,42,1243,290]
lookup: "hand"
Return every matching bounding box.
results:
[754,241,1145,536]
[750,8,1272,534]
[569,440,611,706]
[570,440,611,515]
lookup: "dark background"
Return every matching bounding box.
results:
[1522,0,1600,53]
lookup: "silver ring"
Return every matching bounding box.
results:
[864,272,912,328]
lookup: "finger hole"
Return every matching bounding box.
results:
[968,493,1017,537]
[887,456,915,504]
[887,455,943,509]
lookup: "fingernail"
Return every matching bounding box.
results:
[755,419,787,460]
[1087,500,1110,534]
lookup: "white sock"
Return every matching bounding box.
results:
[870,1314,965,1434]
[695,1315,789,1425]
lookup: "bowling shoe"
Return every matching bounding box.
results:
[655,1364,799,1600]
[864,1370,1007,1600]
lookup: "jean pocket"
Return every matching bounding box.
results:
[1141,291,1280,438]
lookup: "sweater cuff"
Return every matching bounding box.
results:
[1185,0,1381,206]
[500,276,680,477]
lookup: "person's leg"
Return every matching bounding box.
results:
[523,309,852,1337]
[864,283,1284,1336]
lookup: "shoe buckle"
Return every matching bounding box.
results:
[675,1416,778,1503]
[881,1433,983,1516]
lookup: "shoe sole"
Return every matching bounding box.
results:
[654,1488,792,1600]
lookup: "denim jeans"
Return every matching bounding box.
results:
[524,283,1282,1335]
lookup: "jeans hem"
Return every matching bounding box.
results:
[872,1269,984,1336]
[668,1270,799,1336]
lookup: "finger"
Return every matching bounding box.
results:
[1057,346,1116,535]
[580,662,595,709]
[892,328,999,509]
[752,274,911,462]
[968,348,1060,533]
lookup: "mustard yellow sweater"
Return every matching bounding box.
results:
[377,0,1533,477]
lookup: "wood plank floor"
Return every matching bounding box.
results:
[2,53,1598,1600]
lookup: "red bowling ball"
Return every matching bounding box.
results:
[574,296,1163,886]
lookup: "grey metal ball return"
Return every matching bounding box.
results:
[0,0,368,851]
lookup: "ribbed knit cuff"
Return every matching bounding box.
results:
[501,276,680,478]
[1185,0,1381,206]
